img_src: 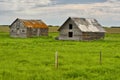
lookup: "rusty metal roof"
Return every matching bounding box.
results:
[58,17,105,32]
[21,19,48,28]
[9,18,48,28]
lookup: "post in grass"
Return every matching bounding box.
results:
[55,51,58,69]
[100,51,102,65]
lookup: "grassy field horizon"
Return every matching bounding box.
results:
[0,25,120,80]
[0,25,120,33]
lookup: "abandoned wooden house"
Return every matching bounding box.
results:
[58,17,105,41]
[9,18,48,38]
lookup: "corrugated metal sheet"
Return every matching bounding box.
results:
[78,24,89,32]
[21,19,48,28]
[71,17,105,32]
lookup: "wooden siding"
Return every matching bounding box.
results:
[10,19,48,38]
[27,28,48,37]
[59,18,82,40]
[10,19,27,38]
[82,32,105,40]
[58,17,105,41]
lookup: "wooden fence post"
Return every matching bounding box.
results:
[100,51,102,65]
[55,51,58,69]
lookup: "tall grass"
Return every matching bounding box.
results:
[0,32,120,80]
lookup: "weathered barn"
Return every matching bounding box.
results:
[58,17,105,41]
[9,18,48,38]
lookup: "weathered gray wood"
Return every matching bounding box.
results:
[100,51,102,65]
[58,17,105,41]
[9,18,48,38]
[55,52,58,69]
[58,18,82,40]
[10,19,27,38]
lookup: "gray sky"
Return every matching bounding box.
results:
[0,0,120,26]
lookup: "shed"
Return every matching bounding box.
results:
[9,18,48,38]
[58,17,105,40]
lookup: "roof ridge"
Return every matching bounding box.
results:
[70,17,96,20]
[17,18,41,21]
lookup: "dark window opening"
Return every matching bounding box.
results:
[69,24,73,29]
[22,30,25,33]
[17,28,19,30]
[69,32,73,37]
[11,30,14,32]
[33,29,37,32]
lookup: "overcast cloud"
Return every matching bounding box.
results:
[0,0,120,26]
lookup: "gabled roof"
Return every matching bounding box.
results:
[58,17,105,32]
[10,18,48,28]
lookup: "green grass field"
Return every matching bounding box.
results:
[0,25,120,80]
[0,31,120,80]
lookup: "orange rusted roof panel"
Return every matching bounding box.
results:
[21,19,48,28]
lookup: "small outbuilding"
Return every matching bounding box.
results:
[58,17,105,41]
[9,18,48,38]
